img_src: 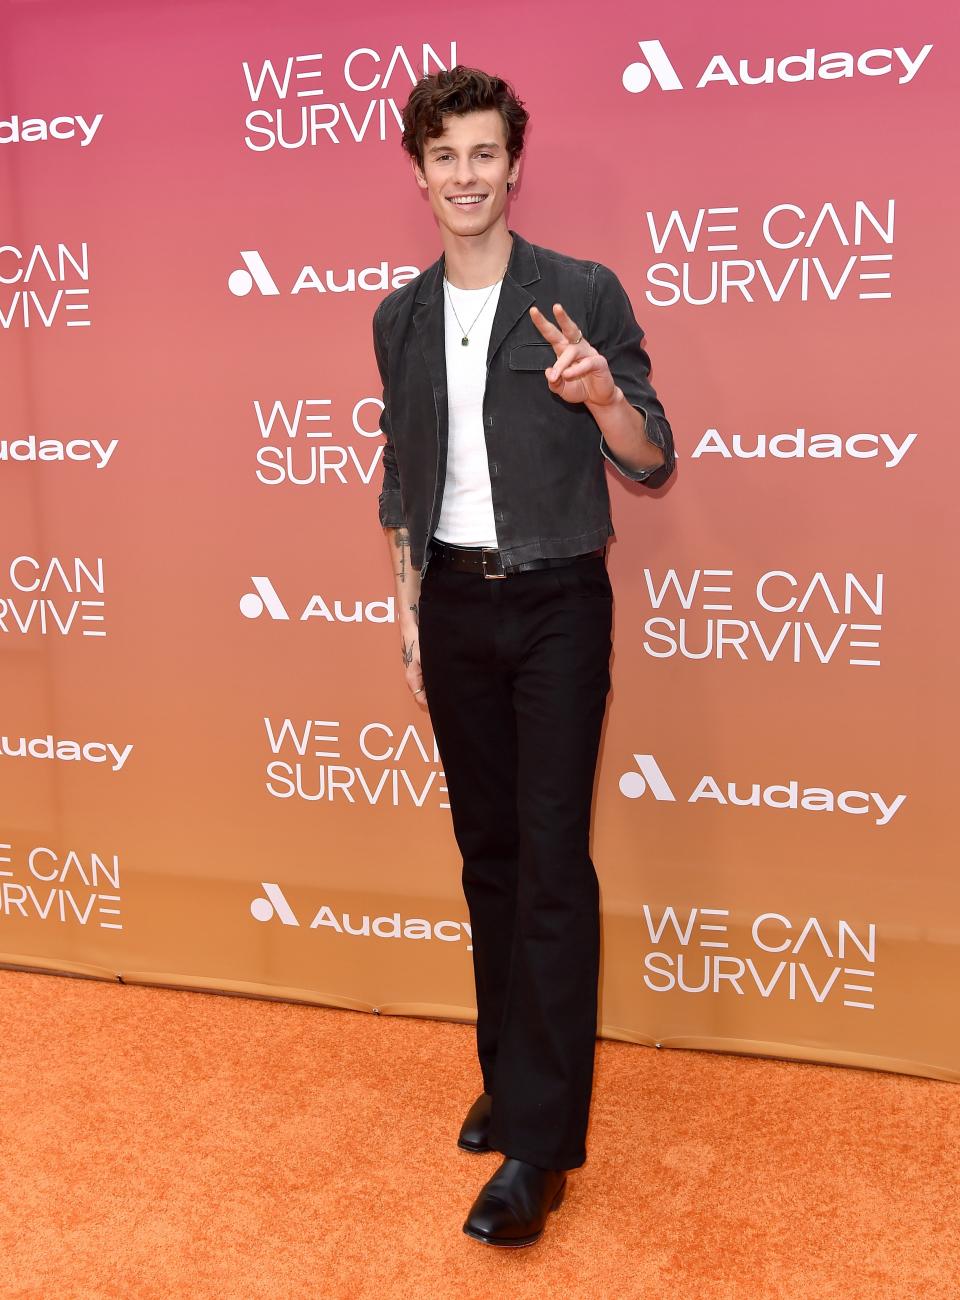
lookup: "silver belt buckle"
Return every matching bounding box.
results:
[482,548,506,579]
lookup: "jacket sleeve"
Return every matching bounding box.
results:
[372,302,405,528]
[586,262,676,488]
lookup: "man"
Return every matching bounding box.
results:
[371,65,675,1247]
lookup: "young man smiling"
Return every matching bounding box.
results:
[371,66,675,1247]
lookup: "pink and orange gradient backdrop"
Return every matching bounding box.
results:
[0,0,956,1079]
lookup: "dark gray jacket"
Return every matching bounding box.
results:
[372,228,675,574]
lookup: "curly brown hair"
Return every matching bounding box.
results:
[400,65,529,170]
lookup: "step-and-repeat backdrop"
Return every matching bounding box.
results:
[1,0,956,1081]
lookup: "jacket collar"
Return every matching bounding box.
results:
[412,229,541,398]
[414,228,540,302]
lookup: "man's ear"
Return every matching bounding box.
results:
[507,156,521,189]
[411,154,428,189]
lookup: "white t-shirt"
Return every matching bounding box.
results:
[433,277,502,547]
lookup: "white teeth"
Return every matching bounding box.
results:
[449,195,485,204]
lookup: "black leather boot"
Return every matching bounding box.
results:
[462,1156,567,1247]
[457,1091,493,1152]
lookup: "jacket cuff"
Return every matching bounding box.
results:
[378,489,405,528]
[599,405,666,482]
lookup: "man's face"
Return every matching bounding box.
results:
[412,108,520,240]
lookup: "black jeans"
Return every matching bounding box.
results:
[418,548,613,1170]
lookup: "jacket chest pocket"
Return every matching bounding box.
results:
[508,344,556,372]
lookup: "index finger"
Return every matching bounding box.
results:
[528,304,565,348]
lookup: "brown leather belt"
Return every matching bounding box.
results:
[429,538,605,579]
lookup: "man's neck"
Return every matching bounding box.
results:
[441,223,514,289]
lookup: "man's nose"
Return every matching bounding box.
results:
[454,157,478,185]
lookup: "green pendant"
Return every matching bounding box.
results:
[461,336,469,346]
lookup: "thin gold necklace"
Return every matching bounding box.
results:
[443,260,509,346]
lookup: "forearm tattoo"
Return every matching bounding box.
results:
[409,602,418,625]
[401,637,416,667]
[393,527,410,582]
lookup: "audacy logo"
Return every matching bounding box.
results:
[618,753,905,826]
[249,882,472,946]
[621,38,932,94]
[0,114,104,146]
[251,882,299,924]
[240,575,394,623]
[227,249,419,296]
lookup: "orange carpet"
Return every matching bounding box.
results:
[0,968,957,1300]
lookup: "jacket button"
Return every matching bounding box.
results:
[484,415,493,427]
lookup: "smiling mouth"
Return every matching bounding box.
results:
[447,194,488,206]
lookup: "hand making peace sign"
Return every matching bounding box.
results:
[528,302,618,407]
